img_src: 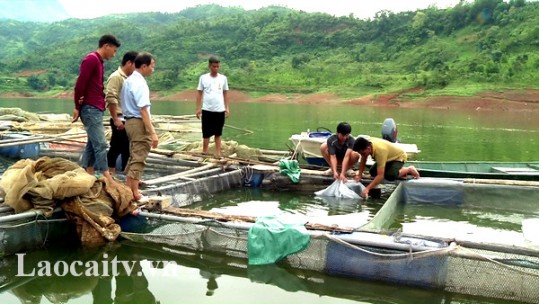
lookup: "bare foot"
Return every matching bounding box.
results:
[102,171,116,184]
[132,192,142,201]
[409,166,420,179]
[86,166,95,175]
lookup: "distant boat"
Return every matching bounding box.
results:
[407,161,539,181]
[289,132,420,167]
[289,118,420,167]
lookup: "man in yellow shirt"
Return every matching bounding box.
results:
[352,136,419,198]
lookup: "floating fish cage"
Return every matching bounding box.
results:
[142,169,244,207]
[0,206,73,257]
[122,178,539,303]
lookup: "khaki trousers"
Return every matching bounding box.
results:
[125,118,151,180]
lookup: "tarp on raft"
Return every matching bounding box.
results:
[0,157,137,245]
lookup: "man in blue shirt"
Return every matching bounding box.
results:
[120,52,157,201]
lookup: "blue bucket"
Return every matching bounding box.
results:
[309,131,332,138]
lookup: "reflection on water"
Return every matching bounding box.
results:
[190,187,388,229]
[397,203,526,230]
[0,245,157,304]
[191,187,392,215]
[386,185,539,253]
[0,241,521,304]
[399,204,529,232]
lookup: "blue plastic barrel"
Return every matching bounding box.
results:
[245,172,264,187]
[0,133,40,159]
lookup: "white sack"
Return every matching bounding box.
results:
[314,180,364,199]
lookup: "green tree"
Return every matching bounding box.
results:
[27,75,47,91]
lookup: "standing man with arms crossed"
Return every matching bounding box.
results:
[196,56,229,158]
[105,51,138,176]
[73,34,121,183]
[120,52,157,201]
[319,122,359,180]
[352,136,419,198]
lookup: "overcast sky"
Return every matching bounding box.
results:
[57,0,464,20]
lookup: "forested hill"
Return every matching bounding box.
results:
[1,0,538,99]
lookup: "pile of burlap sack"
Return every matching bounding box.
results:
[0,157,137,246]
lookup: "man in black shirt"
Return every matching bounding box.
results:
[320,122,360,180]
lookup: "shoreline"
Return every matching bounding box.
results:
[3,88,539,112]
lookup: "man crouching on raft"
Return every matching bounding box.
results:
[350,136,419,198]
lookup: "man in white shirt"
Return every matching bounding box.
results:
[120,52,158,201]
[195,56,230,158]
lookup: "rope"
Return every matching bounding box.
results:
[31,211,50,247]
[290,136,303,160]
[224,124,254,136]
[455,245,539,277]
[323,233,455,260]
[241,166,254,185]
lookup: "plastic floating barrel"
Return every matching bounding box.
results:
[0,133,40,159]
[244,172,264,187]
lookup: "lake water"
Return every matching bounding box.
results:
[0,98,537,304]
[2,97,538,161]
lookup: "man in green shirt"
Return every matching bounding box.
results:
[105,51,138,175]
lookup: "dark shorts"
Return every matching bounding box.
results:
[369,161,404,181]
[201,110,225,138]
[334,149,346,160]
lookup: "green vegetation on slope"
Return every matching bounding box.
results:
[0,0,537,99]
